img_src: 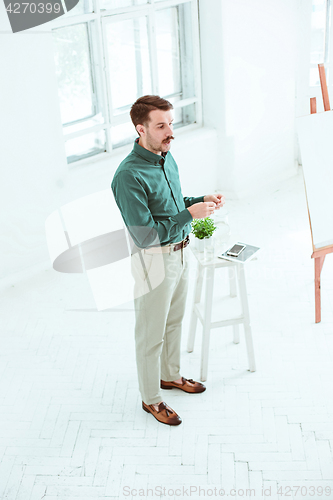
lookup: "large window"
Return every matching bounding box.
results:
[51,0,201,164]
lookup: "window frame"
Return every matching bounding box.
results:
[51,0,202,166]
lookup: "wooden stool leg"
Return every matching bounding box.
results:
[315,256,325,323]
[200,266,215,382]
[237,264,256,372]
[187,261,204,352]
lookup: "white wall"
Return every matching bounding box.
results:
[199,0,298,198]
[0,33,68,282]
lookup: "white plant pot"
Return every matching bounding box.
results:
[195,236,214,257]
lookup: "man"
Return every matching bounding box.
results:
[111,95,225,426]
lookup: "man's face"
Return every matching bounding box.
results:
[139,109,174,155]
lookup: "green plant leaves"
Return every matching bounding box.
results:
[191,217,217,239]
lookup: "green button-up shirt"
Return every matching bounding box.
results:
[111,139,204,248]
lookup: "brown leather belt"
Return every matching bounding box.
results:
[144,235,190,254]
[172,235,190,252]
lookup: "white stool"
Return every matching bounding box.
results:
[187,247,256,381]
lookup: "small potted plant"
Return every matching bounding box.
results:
[191,217,217,253]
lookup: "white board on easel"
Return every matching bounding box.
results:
[296,63,333,323]
[297,109,333,250]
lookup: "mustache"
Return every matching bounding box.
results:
[163,136,175,143]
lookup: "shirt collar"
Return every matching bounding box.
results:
[133,138,168,166]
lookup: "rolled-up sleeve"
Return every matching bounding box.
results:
[183,195,205,208]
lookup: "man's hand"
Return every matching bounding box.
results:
[188,202,216,219]
[203,193,225,210]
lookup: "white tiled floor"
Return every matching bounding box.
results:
[1,171,333,500]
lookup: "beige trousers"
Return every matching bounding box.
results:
[131,245,189,405]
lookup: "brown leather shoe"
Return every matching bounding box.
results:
[142,401,182,426]
[161,376,206,393]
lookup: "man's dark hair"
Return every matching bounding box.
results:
[130,95,173,134]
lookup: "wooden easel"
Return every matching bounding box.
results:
[309,63,333,323]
